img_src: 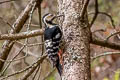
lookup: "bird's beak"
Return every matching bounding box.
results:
[56,14,64,18]
[51,14,64,21]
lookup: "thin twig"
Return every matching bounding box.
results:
[18,2,37,80]
[37,65,42,80]
[19,55,47,80]
[37,0,44,55]
[32,65,40,80]
[37,2,42,28]
[0,42,42,63]
[25,24,40,27]
[90,0,99,27]
[106,31,120,41]
[27,2,36,30]
[0,52,28,63]
[0,54,47,80]
[16,41,43,47]
[0,0,18,4]
[0,17,14,30]
[42,68,56,80]
[0,0,39,71]
[92,52,120,61]
[98,12,115,28]
[0,45,26,76]
[88,0,116,29]
[92,29,106,33]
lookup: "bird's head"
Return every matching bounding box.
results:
[42,13,63,28]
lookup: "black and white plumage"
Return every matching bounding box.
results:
[42,13,62,76]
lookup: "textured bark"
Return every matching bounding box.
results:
[57,0,91,80]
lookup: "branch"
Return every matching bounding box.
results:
[32,65,40,80]
[90,0,98,27]
[98,12,115,28]
[0,54,47,80]
[0,17,14,30]
[89,0,116,29]
[0,29,44,40]
[0,0,39,71]
[81,0,90,18]
[42,68,56,80]
[19,54,47,80]
[0,0,18,4]
[37,0,44,55]
[0,45,26,76]
[92,52,120,60]
[106,31,120,41]
[91,36,120,50]
[37,0,42,28]
[1,29,120,51]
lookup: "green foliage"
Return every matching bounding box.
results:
[47,76,55,80]
[103,69,120,80]
[114,69,120,80]
[46,70,56,80]
[91,58,99,68]
[103,77,109,80]
[0,41,3,48]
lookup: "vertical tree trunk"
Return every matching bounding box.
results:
[57,0,91,80]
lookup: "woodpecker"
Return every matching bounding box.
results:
[42,13,63,76]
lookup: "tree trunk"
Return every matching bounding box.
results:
[57,0,91,80]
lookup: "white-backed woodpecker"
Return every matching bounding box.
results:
[42,13,63,76]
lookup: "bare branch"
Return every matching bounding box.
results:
[90,0,98,27]
[0,29,44,40]
[0,0,40,71]
[16,41,43,47]
[92,52,120,60]
[0,45,26,76]
[0,17,14,30]
[91,35,120,50]
[92,29,106,33]
[19,54,47,80]
[0,54,47,80]
[89,0,116,29]
[32,65,40,80]
[89,11,116,29]
[42,68,56,80]
[98,12,115,28]
[37,65,42,80]
[81,0,90,18]
[0,0,18,4]
[106,31,120,41]
[37,0,44,55]
[0,51,28,63]
[1,28,120,51]
[25,24,40,27]
[37,0,42,28]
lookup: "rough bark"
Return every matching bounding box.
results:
[57,0,91,80]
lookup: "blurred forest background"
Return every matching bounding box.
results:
[0,0,120,80]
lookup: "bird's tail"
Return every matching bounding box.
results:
[56,60,62,76]
[50,54,63,76]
